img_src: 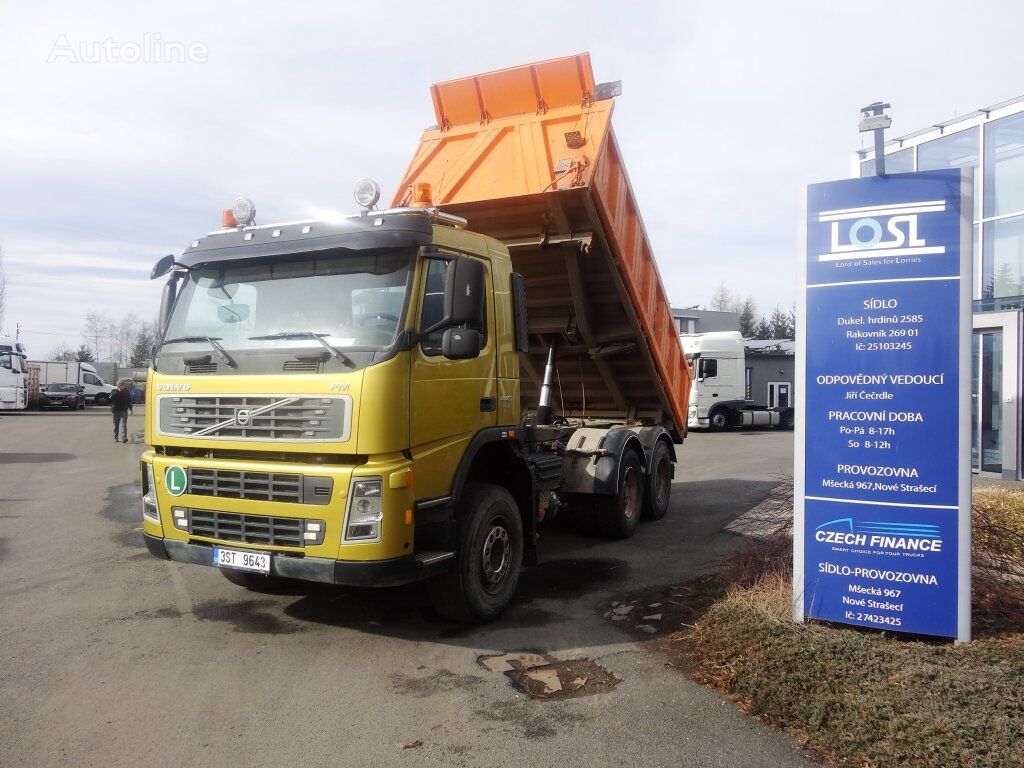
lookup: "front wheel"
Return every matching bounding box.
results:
[428,483,523,623]
[708,408,729,432]
[779,410,795,430]
[94,393,109,406]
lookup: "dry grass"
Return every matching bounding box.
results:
[660,483,1024,768]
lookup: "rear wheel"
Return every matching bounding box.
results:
[708,408,729,432]
[779,410,795,430]
[596,449,643,538]
[643,441,673,520]
[428,483,523,623]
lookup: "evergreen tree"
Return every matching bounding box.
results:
[130,328,154,367]
[737,297,757,337]
[75,344,95,362]
[768,306,792,339]
[754,317,773,339]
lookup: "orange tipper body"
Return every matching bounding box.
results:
[392,53,691,436]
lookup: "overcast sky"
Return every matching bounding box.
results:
[1,1,1021,356]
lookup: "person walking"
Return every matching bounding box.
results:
[111,381,133,444]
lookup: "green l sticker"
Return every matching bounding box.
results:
[165,465,187,497]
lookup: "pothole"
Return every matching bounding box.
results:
[478,651,620,700]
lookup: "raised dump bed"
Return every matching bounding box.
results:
[392,54,691,438]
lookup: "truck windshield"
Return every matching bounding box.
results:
[162,249,413,358]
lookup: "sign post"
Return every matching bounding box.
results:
[794,168,972,642]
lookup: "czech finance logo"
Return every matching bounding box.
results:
[817,200,946,262]
[814,516,942,552]
[165,465,187,497]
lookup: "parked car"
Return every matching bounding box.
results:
[40,382,86,410]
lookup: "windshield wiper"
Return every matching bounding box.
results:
[248,332,355,368]
[160,335,238,369]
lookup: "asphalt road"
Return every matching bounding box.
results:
[0,409,807,768]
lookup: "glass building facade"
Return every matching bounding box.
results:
[854,97,1024,479]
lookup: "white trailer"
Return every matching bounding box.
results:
[683,331,794,431]
[0,338,30,411]
[30,360,116,404]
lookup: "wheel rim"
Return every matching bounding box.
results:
[712,413,725,428]
[480,520,511,594]
[621,466,639,519]
[654,455,671,507]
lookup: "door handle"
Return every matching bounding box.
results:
[480,397,496,412]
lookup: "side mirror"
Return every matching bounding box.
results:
[217,304,250,323]
[443,256,485,327]
[442,328,481,360]
[151,254,178,280]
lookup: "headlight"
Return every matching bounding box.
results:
[142,462,160,524]
[345,478,382,541]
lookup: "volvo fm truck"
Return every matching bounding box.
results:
[141,54,691,621]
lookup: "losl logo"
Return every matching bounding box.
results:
[817,200,947,262]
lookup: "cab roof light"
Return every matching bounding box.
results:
[411,182,432,208]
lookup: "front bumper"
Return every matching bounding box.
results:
[144,533,449,587]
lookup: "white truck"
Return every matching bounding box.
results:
[0,338,30,411]
[684,331,794,431]
[30,360,116,404]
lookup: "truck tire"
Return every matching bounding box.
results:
[708,408,729,432]
[642,441,673,520]
[779,410,795,430]
[220,568,296,592]
[94,393,109,406]
[595,449,643,538]
[428,483,523,623]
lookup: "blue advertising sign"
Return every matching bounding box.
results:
[794,168,972,641]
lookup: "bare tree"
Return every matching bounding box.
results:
[84,311,111,361]
[709,283,734,312]
[50,343,76,361]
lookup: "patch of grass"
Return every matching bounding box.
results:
[661,485,1024,768]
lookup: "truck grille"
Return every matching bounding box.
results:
[187,509,308,548]
[187,467,332,505]
[159,394,349,441]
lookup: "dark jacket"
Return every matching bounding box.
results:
[111,388,133,412]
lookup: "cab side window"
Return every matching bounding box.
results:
[699,358,718,379]
[83,373,101,386]
[419,257,488,356]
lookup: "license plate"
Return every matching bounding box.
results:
[213,547,270,573]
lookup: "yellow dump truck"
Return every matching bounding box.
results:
[141,54,691,621]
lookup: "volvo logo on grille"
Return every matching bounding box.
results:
[235,408,252,427]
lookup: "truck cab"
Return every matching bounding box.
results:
[684,331,794,431]
[0,338,29,411]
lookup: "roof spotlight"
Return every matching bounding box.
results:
[231,196,257,227]
[354,178,381,210]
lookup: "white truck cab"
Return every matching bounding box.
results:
[0,338,30,411]
[683,331,794,431]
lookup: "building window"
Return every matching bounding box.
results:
[984,111,1024,218]
[918,128,980,219]
[860,147,913,177]
[982,216,1024,299]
